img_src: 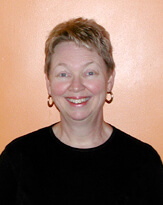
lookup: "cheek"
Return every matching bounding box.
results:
[51,82,69,96]
[86,80,107,95]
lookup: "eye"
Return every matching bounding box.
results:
[84,70,99,77]
[86,71,95,76]
[59,72,68,77]
[57,71,71,78]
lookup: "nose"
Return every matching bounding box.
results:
[69,75,85,92]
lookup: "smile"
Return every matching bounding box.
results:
[66,97,90,104]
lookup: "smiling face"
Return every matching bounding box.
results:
[46,41,115,122]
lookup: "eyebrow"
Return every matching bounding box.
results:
[84,61,94,66]
[84,61,101,69]
[54,61,100,70]
[55,63,67,67]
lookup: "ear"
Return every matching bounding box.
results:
[107,69,116,92]
[45,74,52,96]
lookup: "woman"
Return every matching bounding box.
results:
[0,17,163,204]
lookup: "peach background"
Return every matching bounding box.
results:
[0,0,163,159]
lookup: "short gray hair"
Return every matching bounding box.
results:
[44,17,115,77]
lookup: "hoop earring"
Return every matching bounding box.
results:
[47,95,54,107]
[105,91,114,104]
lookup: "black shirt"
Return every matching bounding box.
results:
[0,124,163,204]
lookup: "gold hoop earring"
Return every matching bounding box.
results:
[105,91,114,104]
[47,95,54,107]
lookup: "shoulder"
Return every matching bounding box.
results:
[0,125,55,184]
[1,125,54,157]
[113,126,162,165]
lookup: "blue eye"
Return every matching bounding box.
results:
[59,73,68,77]
[86,71,95,76]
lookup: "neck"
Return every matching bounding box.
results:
[53,113,112,148]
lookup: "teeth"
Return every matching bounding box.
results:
[67,97,89,104]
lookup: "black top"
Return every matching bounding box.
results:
[0,124,163,205]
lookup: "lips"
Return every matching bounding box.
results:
[66,97,90,104]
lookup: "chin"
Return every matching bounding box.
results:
[70,115,90,122]
[66,111,92,122]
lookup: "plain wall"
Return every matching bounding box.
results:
[0,0,163,159]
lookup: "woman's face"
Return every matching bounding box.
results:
[46,41,114,122]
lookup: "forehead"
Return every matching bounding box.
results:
[51,41,104,66]
[54,41,92,53]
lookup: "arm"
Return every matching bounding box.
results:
[143,149,163,204]
[0,149,18,204]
